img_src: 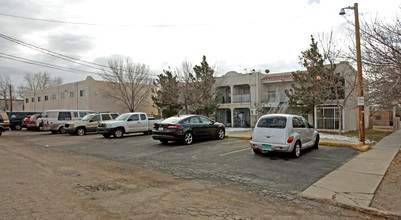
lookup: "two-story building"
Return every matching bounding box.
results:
[23,76,159,116]
[214,62,369,132]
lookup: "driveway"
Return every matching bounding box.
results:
[40,132,360,193]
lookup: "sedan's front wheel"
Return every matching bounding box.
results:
[216,128,225,140]
[183,132,193,145]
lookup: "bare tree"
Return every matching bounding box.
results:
[18,72,63,98]
[174,56,218,116]
[100,57,153,112]
[347,15,401,108]
[0,76,11,111]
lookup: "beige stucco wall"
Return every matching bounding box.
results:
[23,76,159,116]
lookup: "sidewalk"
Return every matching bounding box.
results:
[225,128,401,211]
[302,129,401,209]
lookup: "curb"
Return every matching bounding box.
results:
[226,135,370,152]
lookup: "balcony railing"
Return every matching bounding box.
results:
[233,94,250,103]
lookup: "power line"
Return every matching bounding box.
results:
[0,52,101,75]
[0,12,207,28]
[0,33,108,71]
[0,33,160,78]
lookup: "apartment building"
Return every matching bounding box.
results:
[214,62,369,132]
[23,76,159,116]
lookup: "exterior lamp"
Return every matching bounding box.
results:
[339,3,365,144]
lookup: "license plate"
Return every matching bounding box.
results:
[158,127,164,131]
[262,144,271,150]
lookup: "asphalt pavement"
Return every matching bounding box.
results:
[225,128,401,212]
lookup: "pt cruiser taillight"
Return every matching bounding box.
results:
[287,136,294,143]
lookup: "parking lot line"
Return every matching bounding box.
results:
[219,148,250,157]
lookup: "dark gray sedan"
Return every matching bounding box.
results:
[152,115,225,145]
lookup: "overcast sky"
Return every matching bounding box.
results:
[0,0,400,87]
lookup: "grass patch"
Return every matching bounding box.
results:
[326,129,394,143]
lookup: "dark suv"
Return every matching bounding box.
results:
[6,112,41,130]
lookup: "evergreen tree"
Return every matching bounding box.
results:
[285,36,332,114]
[151,69,182,117]
[191,55,219,116]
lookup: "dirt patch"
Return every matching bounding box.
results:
[0,132,392,219]
[371,150,401,214]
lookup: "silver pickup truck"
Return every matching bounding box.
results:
[97,112,162,138]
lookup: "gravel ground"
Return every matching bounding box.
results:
[0,131,399,219]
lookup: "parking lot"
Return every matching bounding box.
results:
[20,129,359,193]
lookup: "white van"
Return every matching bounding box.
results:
[42,110,94,134]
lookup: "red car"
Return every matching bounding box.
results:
[21,116,31,129]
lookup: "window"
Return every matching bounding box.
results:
[375,115,382,120]
[31,97,34,102]
[51,94,56,100]
[25,98,29,103]
[200,116,213,124]
[140,114,147,120]
[73,112,78,117]
[58,112,72,120]
[79,112,87,117]
[101,114,111,121]
[187,116,201,124]
[44,95,48,101]
[91,115,100,122]
[292,117,305,128]
[70,92,74,98]
[257,116,286,129]
[38,97,41,102]
[60,93,65,99]
[111,114,119,119]
[128,114,139,121]
[80,90,85,97]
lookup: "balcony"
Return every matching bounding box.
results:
[233,94,250,103]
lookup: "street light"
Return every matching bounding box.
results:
[340,3,365,144]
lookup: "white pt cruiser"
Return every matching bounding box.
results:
[250,114,319,158]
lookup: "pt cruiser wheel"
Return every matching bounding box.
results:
[292,141,301,158]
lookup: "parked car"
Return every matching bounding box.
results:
[0,111,10,131]
[97,112,161,138]
[27,113,43,131]
[6,111,41,130]
[65,112,119,136]
[250,114,319,158]
[42,110,95,134]
[152,115,225,145]
[21,116,31,129]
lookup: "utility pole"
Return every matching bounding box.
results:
[9,84,13,111]
[340,3,365,144]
